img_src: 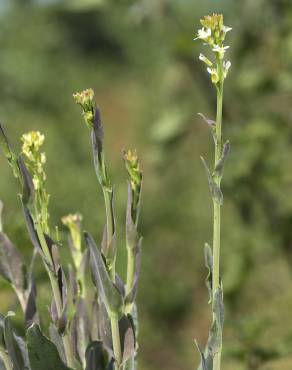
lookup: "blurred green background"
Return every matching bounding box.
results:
[1,0,292,369]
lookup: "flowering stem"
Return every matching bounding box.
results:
[102,185,122,370]
[213,60,224,370]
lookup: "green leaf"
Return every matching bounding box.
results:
[201,156,223,205]
[71,299,90,368]
[84,232,124,318]
[18,156,35,206]
[0,122,19,178]
[4,313,30,370]
[85,341,106,370]
[27,324,73,370]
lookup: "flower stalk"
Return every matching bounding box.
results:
[195,14,231,370]
[74,89,122,370]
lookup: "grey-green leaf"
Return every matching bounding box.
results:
[84,232,124,318]
[204,243,213,304]
[85,341,106,370]
[27,324,73,370]
[214,141,230,178]
[4,313,29,370]
[201,156,223,205]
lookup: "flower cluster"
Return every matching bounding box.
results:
[21,131,46,190]
[195,13,231,84]
[21,131,50,232]
[123,149,142,190]
[73,88,95,128]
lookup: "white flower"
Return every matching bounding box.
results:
[207,67,219,84]
[33,177,40,190]
[223,60,231,78]
[222,26,232,33]
[199,53,213,67]
[194,27,211,41]
[212,44,230,58]
[40,152,46,164]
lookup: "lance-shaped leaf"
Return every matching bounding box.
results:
[27,324,73,370]
[85,341,106,370]
[197,113,216,128]
[195,340,211,370]
[22,205,47,262]
[4,313,30,370]
[101,219,117,266]
[201,156,223,205]
[49,324,66,364]
[91,297,102,341]
[0,212,38,328]
[84,232,124,318]
[18,156,35,206]
[126,185,139,252]
[71,298,90,368]
[119,315,136,364]
[0,122,19,178]
[99,305,135,365]
[50,266,68,334]
[197,113,216,144]
[125,240,142,309]
[214,141,230,178]
[207,288,224,357]
[0,232,27,300]
[204,243,213,304]
[91,107,110,188]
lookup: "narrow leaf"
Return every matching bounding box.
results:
[0,122,19,177]
[204,243,213,304]
[4,313,29,370]
[18,156,35,206]
[84,232,124,318]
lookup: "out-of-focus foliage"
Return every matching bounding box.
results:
[1,0,292,369]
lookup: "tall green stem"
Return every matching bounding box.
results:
[102,188,122,370]
[213,63,224,370]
